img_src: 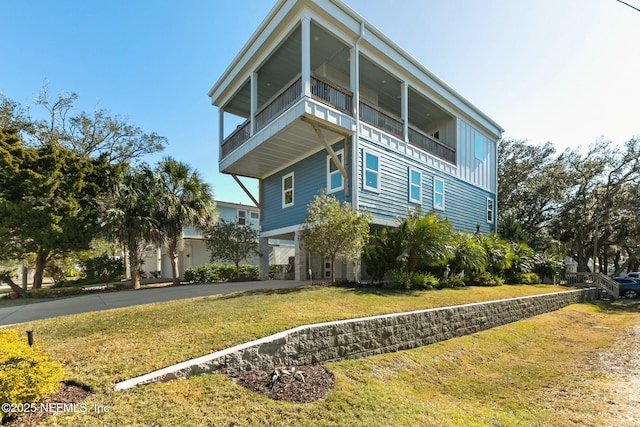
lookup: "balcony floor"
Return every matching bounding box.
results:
[220,98,354,179]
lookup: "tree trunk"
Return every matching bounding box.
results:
[128,242,141,289]
[235,261,241,279]
[0,273,27,298]
[167,240,180,286]
[330,254,336,284]
[614,250,621,274]
[170,254,180,286]
[32,248,49,289]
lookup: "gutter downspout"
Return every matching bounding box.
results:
[352,22,364,213]
[353,22,365,283]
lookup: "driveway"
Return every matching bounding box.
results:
[0,280,307,326]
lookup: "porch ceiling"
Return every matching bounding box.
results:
[220,116,350,180]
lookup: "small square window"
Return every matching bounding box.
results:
[409,168,422,204]
[364,151,379,191]
[433,177,445,210]
[282,173,294,208]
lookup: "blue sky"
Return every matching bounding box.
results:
[1,0,639,205]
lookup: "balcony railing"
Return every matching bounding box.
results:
[221,119,251,159]
[359,99,404,139]
[359,100,456,164]
[255,75,303,131]
[220,75,455,165]
[311,74,353,115]
[408,126,456,164]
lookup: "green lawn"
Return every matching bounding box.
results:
[7,284,638,426]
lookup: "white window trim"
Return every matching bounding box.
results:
[487,197,495,224]
[408,167,422,204]
[282,172,294,208]
[433,177,445,211]
[326,149,344,194]
[363,150,380,192]
[237,209,247,225]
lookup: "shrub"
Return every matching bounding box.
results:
[438,275,465,289]
[184,264,261,283]
[509,272,541,285]
[387,269,411,289]
[466,271,504,287]
[81,255,124,282]
[410,272,439,290]
[184,265,219,283]
[236,265,259,280]
[0,330,65,422]
[387,270,440,290]
[269,264,279,279]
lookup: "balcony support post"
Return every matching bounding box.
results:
[309,122,350,197]
[218,108,224,149]
[401,81,409,142]
[231,174,261,209]
[301,15,311,98]
[250,72,258,135]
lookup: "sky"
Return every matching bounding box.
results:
[1,0,639,206]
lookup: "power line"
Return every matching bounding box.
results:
[616,0,640,13]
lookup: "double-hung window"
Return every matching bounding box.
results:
[363,151,380,191]
[327,149,344,193]
[487,198,494,223]
[433,177,445,210]
[237,210,247,225]
[408,168,422,204]
[282,172,294,208]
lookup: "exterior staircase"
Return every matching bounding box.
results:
[568,272,619,300]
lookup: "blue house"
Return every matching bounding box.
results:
[209,0,503,281]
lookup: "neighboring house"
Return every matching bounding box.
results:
[142,201,285,279]
[209,0,504,281]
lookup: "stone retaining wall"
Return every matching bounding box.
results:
[115,287,597,390]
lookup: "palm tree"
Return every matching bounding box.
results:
[155,158,216,285]
[448,232,487,277]
[398,208,455,273]
[101,165,162,289]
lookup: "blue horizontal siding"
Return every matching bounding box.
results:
[262,142,348,233]
[358,138,495,233]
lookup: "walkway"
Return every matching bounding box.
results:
[0,280,307,326]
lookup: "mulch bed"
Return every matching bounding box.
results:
[3,382,92,427]
[226,365,334,403]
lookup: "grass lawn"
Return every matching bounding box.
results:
[8,284,640,426]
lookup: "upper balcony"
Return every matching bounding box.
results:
[213,16,457,180]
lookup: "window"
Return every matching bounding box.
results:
[363,151,379,191]
[250,211,259,220]
[282,172,294,207]
[433,177,445,210]
[475,134,485,160]
[487,198,494,223]
[408,168,422,204]
[327,149,344,193]
[237,210,247,225]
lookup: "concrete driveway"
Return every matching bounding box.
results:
[0,280,307,326]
